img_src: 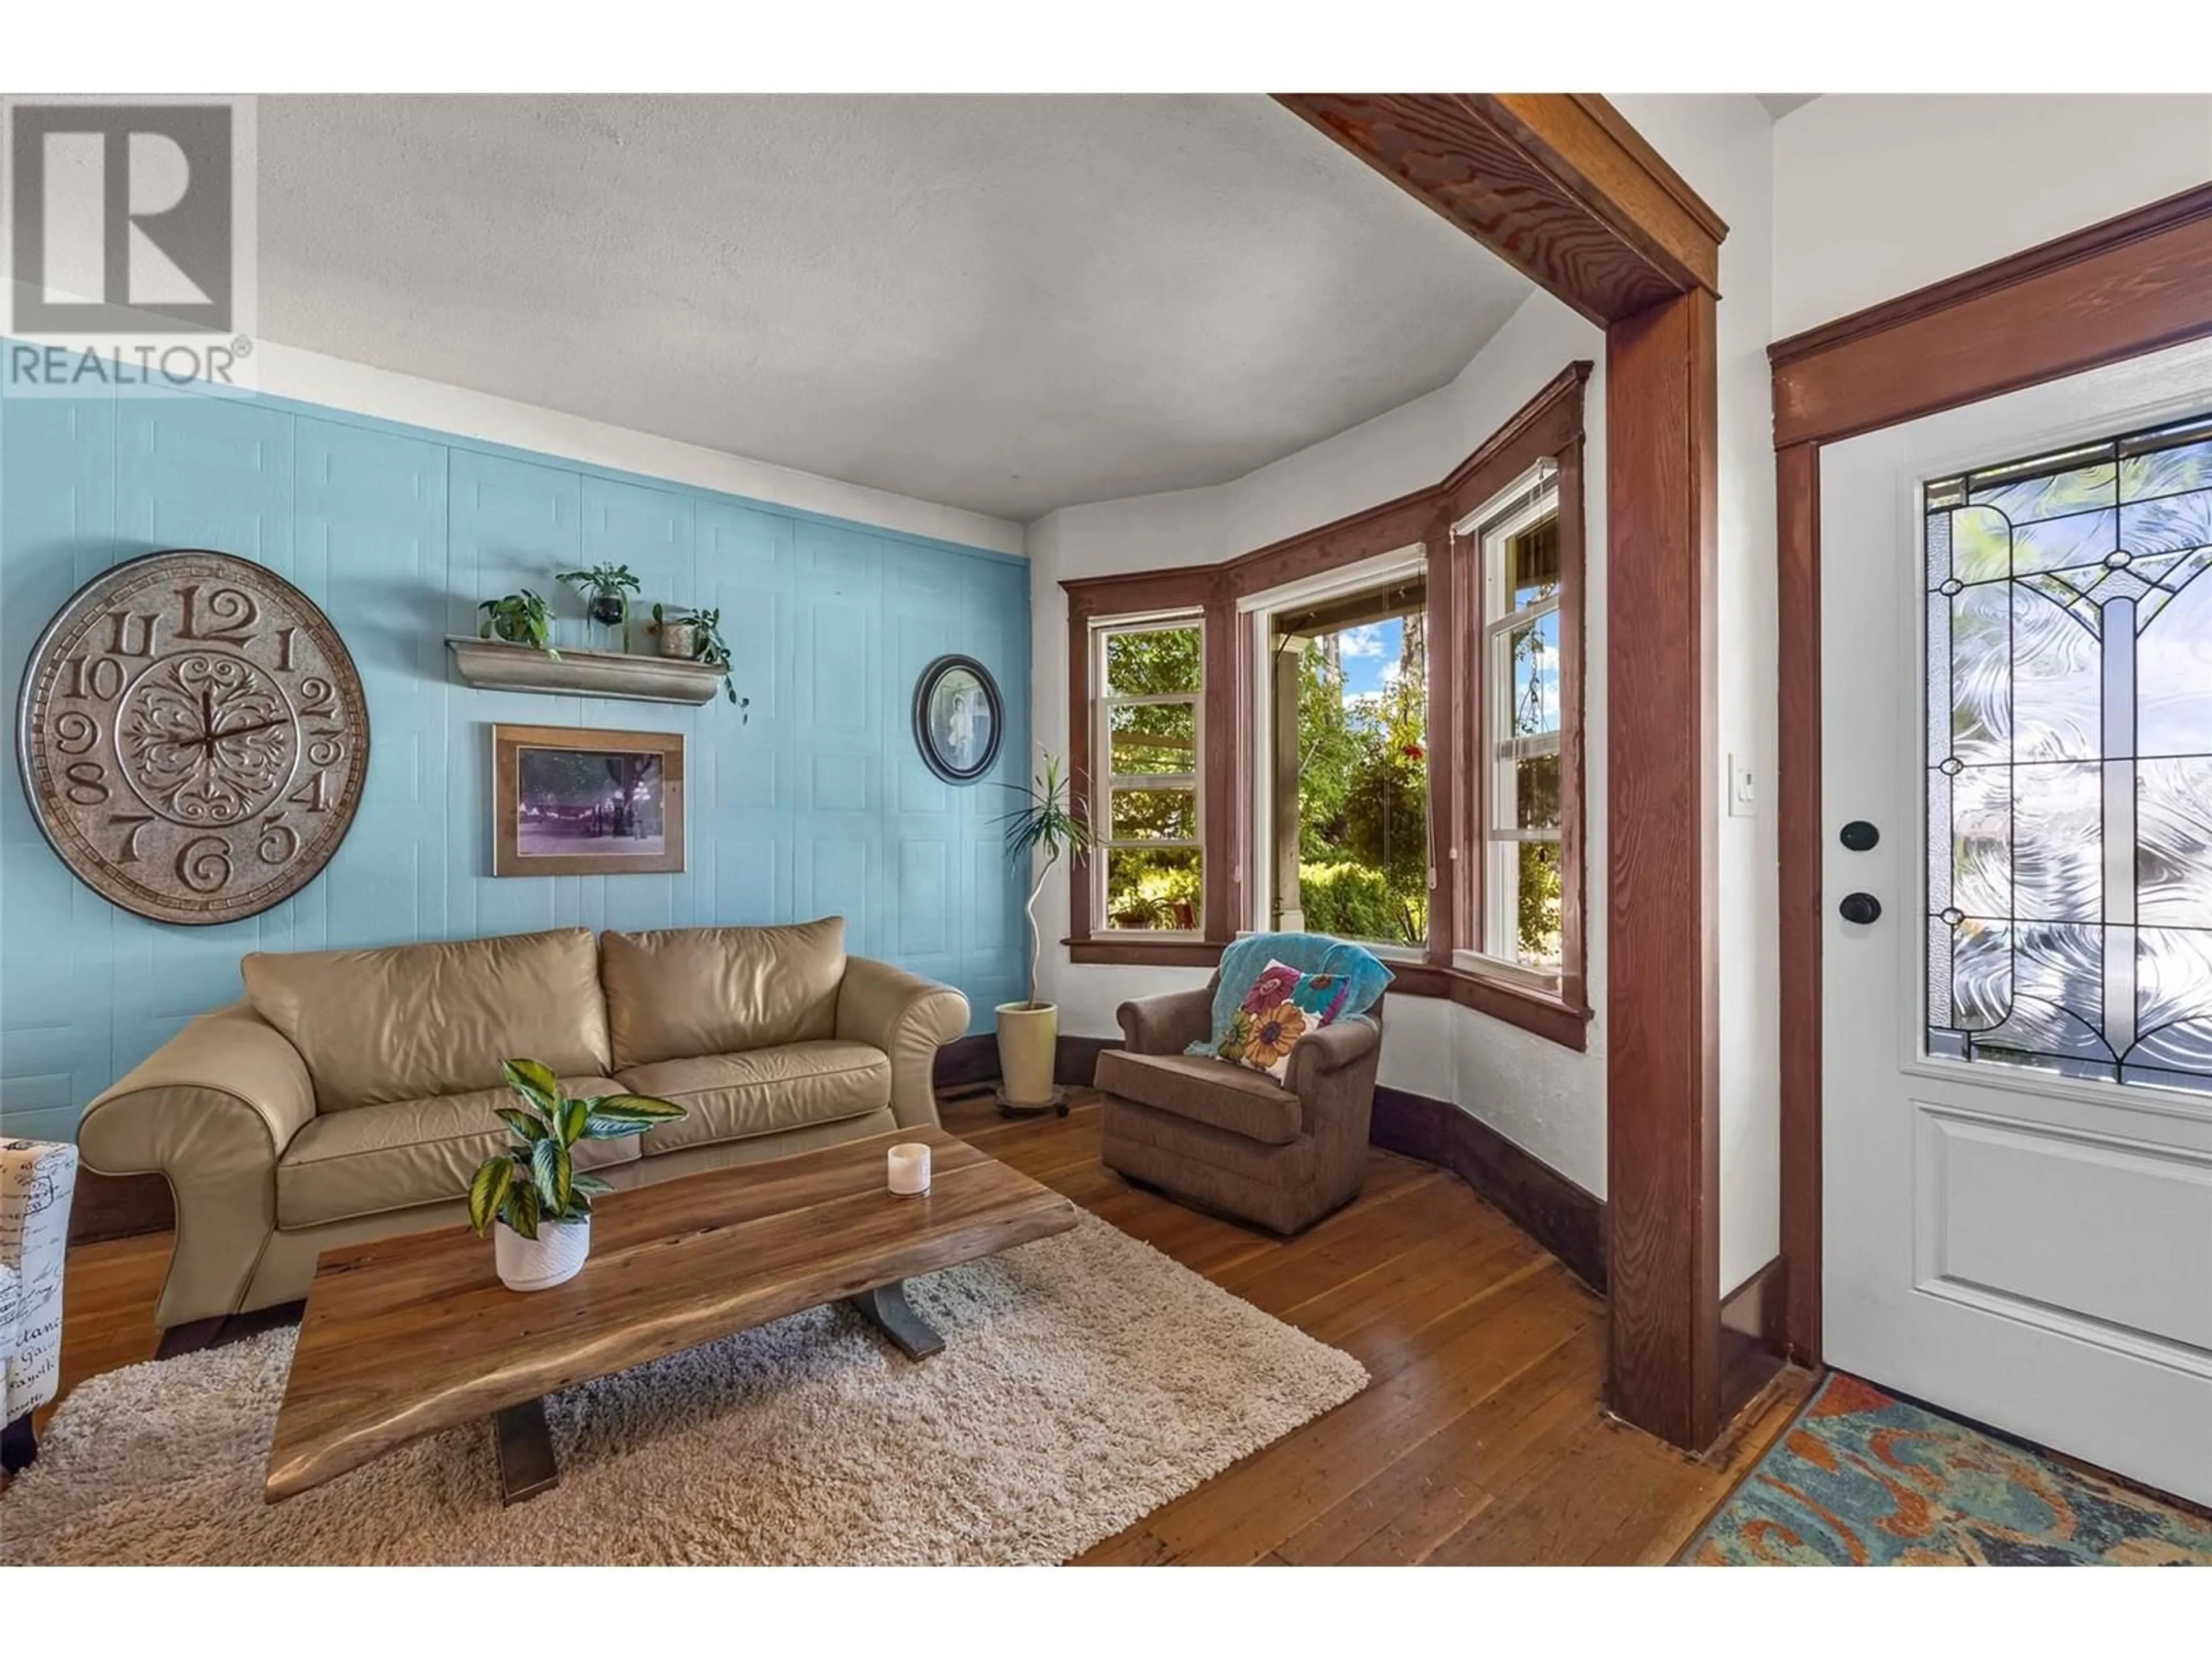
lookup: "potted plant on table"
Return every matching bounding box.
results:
[467,1059,687,1291]
[994,753,1093,1114]
[556,563,644,651]
[478,590,558,656]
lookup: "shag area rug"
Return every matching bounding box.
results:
[1,1213,1366,1565]
[1690,1372,2212,1566]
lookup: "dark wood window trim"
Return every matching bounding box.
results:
[1767,180,2212,1371]
[1060,362,1593,1051]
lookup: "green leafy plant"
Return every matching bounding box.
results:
[650,603,749,718]
[558,563,644,648]
[997,752,1094,1008]
[479,590,558,656]
[466,1059,686,1238]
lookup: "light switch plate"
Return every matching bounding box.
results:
[1728,753,1758,818]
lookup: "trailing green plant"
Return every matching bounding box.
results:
[997,752,1094,1008]
[650,602,749,718]
[479,590,558,656]
[558,563,644,647]
[466,1059,686,1238]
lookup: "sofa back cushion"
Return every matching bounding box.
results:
[601,917,846,1068]
[242,929,610,1111]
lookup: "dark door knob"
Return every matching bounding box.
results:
[1840,820,1880,851]
[1839,892,1883,925]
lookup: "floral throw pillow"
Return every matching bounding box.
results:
[1217,958,1353,1082]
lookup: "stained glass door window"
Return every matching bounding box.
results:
[1925,412,2212,1093]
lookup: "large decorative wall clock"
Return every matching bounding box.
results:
[14,550,370,926]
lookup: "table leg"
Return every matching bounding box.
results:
[494,1396,559,1506]
[847,1279,945,1360]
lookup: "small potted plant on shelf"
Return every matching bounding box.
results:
[994,752,1093,1115]
[650,603,749,718]
[479,590,558,657]
[557,563,644,650]
[466,1059,687,1291]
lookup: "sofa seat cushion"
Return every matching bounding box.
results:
[244,928,611,1112]
[276,1077,638,1229]
[617,1041,891,1154]
[1094,1049,1302,1146]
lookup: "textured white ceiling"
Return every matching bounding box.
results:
[257,96,1533,524]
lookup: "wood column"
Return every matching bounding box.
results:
[1604,287,1722,1449]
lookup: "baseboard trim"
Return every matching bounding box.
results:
[1369,1085,1607,1292]
[1719,1254,1787,1425]
[1055,1035,1120,1088]
[69,1169,173,1244]
[931,1033,1001,1092]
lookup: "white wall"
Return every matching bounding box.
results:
[1772,97,2212,339]
[1027,286,1614,1196]
[251,339,1027,556]
[1613,94,1781,1294]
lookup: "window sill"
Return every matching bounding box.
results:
[1065,935,1225,968]
[1388,961,1593,1051]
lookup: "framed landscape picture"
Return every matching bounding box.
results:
[491,724,685,877]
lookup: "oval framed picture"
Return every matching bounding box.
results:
[912,654,1003,785]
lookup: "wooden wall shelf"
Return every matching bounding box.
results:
[445,637,723,706]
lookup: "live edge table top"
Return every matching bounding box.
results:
[264,1127,1080,1502]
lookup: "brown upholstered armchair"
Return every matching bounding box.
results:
[1096,977,1384,1233]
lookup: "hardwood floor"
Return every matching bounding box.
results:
[35,1089,1812,1562]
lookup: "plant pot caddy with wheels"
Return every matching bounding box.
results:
[996,754,1088,1118]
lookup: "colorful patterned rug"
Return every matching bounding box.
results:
[1689,1373,2212,1565]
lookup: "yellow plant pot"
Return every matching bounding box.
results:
[995,1001,1058,1106]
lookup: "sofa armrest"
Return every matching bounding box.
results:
[1283,1017,1380,1100]
[1116,986,1215,1056]
[77,1002,316,1328]
[835,957,970,1130]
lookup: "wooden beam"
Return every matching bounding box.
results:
[1770,181,2212,448]
[1604,288,1722,1450]
[1279,91,1727,1451]
[1272,93,1724,326]
[1774,440,1823,1368]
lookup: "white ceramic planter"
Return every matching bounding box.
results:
[995,1001,1058,1105]
[494,1215,592,1291]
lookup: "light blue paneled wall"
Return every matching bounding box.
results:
[0,379,1030,1143]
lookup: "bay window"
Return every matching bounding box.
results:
[1063,360,1589,1046]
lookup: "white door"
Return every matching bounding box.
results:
[1823,336,2212,1508]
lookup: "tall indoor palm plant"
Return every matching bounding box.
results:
[994,753,1094,1112]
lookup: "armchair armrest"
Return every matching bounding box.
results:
[1116,985,1215,1056]
[1283,1017,1380,1100]
[77,1002,316,1328]
[835,957,970,1129]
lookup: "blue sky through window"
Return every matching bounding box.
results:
[1336,618,1402,702]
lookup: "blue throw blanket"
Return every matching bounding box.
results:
[1186,932,1394,1056]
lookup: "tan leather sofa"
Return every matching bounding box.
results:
[78,917,968,1331]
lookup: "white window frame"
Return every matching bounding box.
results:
[1240,545,1430,957]
[1455,473,1565,988]
[1091,611,1205,936]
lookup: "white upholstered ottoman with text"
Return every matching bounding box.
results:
[2,1138,78,1472]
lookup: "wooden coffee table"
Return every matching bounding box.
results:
[263,1126,1078,1504]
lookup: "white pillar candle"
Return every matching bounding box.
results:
[887,1142,931,1196]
